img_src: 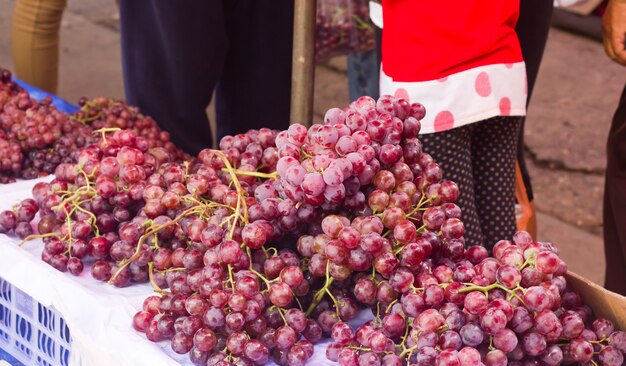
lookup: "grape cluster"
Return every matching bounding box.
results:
[0,68,185,181]
[0,128,181,281]
[2,93,624,366]
[0,72,23,182]
[0,94,67,152]
[323,230,626,366]
[20,119,95,179]
[251,95,427,232]
[75,97,187,161]
[315,0,375,61]
[0,135,23,182]
[0,68,72,179]
[139,93,626,365]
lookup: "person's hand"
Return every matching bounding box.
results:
[603,0,626,66]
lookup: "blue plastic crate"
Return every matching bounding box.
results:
[0,77,76,365]
[0,277,71,366]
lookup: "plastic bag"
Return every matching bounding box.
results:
[315,0,376,61]
[515,161,537,238]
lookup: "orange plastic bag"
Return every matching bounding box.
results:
[515,161,537,238]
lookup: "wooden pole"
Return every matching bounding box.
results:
[290,0,317,127]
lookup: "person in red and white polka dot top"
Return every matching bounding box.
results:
[380,0,527,249]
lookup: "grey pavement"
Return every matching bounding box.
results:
[0,1,614,285]
[523,26,621,241]
[0,0,123,102]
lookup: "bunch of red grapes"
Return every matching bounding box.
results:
[0,68,186,182]
[74,96,187,161]
[1,93,625,366]
[0,68,73,181]
[315,0,375,61]
[323,230,626,366]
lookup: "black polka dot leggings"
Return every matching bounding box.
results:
[420,116,522,249]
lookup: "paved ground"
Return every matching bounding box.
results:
[0,1,615,285]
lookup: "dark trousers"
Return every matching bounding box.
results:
[604,84,626,296]
[347,29,382,102]
[119,1,294,155]
[515,0,553,201]
[420,117,522,249]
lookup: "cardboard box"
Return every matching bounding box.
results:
[566,271,626,330]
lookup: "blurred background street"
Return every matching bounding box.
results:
[0,1,618,285]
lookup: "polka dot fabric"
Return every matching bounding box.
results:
[420,123,484,246]
[420,116,521,249]
[380,62,527,134]
[474,72,492,97]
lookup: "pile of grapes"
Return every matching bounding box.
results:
[1,92,625,366]
[0,68,76,182]
[0,68,185,182]
[73,96,187,161]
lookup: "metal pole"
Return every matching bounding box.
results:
[290,0,317,127]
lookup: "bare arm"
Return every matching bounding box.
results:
[603,0,626,66]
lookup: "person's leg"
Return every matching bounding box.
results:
[471,117,521,248]
[347,29,382,101]
[420,125,483,246]
[515,0,553,205]
[347,50,379,102]
[118,0,225,155]
[11,0,67,94]
[604,84,626,296]
[516,0,553,102]
[217,0,294,139]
